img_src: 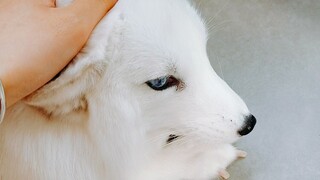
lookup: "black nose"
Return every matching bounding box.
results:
[238,114,256,136]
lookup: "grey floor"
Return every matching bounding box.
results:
[195,0,320,179]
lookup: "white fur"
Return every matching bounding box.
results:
[0,0,252,179]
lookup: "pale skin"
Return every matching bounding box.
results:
[0,0,117,107]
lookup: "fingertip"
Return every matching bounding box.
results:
[62,0,117,30]
[67,0,117,16]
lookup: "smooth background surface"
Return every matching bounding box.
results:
[194,0,320,179]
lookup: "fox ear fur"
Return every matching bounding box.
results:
[24,6,126,116]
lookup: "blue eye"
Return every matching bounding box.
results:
[146,76,179,91]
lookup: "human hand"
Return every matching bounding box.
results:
[0,0,117,107]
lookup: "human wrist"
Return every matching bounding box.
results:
[0,67,23,107]
[0,79,6,123]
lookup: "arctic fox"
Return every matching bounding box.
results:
[0,0,256,179]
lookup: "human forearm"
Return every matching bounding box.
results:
[0,0,117,107]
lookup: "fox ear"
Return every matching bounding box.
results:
[24,8,126,116]
[24,57,107,116]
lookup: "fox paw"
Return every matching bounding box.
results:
[218,149,247,179]
[219,169,230,179]
[236,150,247,158]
